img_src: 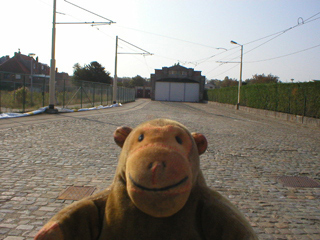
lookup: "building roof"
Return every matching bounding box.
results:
[0,52,50,75]
[168,64,188,71]
[0,56,31,74]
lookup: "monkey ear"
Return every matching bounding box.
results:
[191,133,208,155]
[114,126,133,148]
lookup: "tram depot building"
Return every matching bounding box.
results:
[151,64,206,103]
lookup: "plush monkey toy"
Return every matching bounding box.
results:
[35,119,258,240]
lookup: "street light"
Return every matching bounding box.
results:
[230,40,243,110]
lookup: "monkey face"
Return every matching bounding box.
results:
[114,119,207,218]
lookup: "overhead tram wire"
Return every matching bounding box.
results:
[205,12,320,76]
[218,12,320,62]
[207,63,240,79]
[301,11,320,23]
[240,31,286,56]
[94,10,320,75]
[114,11,320,71]
[115,25,223,50]
[53,0,117,40]
[246,43,320,63]
[50,4,320,79]
[118,38,152,56]
[64,0,115,23]
[237,13,320,59]
[244,11,320,46]
[208,42,320,78]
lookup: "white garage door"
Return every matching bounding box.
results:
[155,82,199,102]
[155,82,170,101]
[185,83,199,102]
[170,83,185,101]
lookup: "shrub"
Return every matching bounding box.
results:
[207,82,320,118]
[14,87,29,105]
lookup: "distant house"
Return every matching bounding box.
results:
[0,51,70,87]
[0,56,10,65]
[150,64,206,102]
[0,51,50,76]
[205,83,215,89]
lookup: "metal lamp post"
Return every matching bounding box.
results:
[230,40,243,110]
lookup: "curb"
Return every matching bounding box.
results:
[207,101,320,128]
[0,103,122,119]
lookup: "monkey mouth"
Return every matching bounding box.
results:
[129,175,189,192]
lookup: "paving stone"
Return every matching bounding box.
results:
[0,99,319,239]
[3,237,25,240]
[0,223,18,228]
[16,225,34,230]
[0,227,10,234]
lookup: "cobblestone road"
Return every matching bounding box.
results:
[1,99,319,240]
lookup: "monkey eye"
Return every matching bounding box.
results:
[175,136,183,144]
[138,134,144,142]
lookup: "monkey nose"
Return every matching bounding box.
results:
[148,161,166,171]
[148,161,166,185]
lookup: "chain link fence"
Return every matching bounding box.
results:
[0,71,135,113]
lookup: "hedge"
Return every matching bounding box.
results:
[206,82,320,118]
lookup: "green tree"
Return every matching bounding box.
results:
[72,61,112,84]
[117,77,132,87]
[246,74,279,85]
[221,76,238,88]
[208,79,223,89]
[129,75,146,87]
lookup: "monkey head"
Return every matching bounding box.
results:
[113,119,207,218]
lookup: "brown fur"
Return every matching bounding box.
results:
[35,119,258,240]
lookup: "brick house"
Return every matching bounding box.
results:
[150,64,205,102]
[0,51,50,76]
[0,51,70,88]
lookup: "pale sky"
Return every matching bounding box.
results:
[1,0,320,82]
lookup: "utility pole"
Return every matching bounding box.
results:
[46,0,58,113]
[230,40,243,110]
[113,36,152,103]
[113,36,118,103]
[238,44,243,110]
[46,0,115,113]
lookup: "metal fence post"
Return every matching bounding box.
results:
[109,85,111,105]
[100,83,103,105]
[93,82,95,107]
[106,86,108,105]
[303,90,307,117]
[23,75,26,113]
[42,77,45,107]
[80,80,83,109]
[63,78,66,108]
[288,87,291,114]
